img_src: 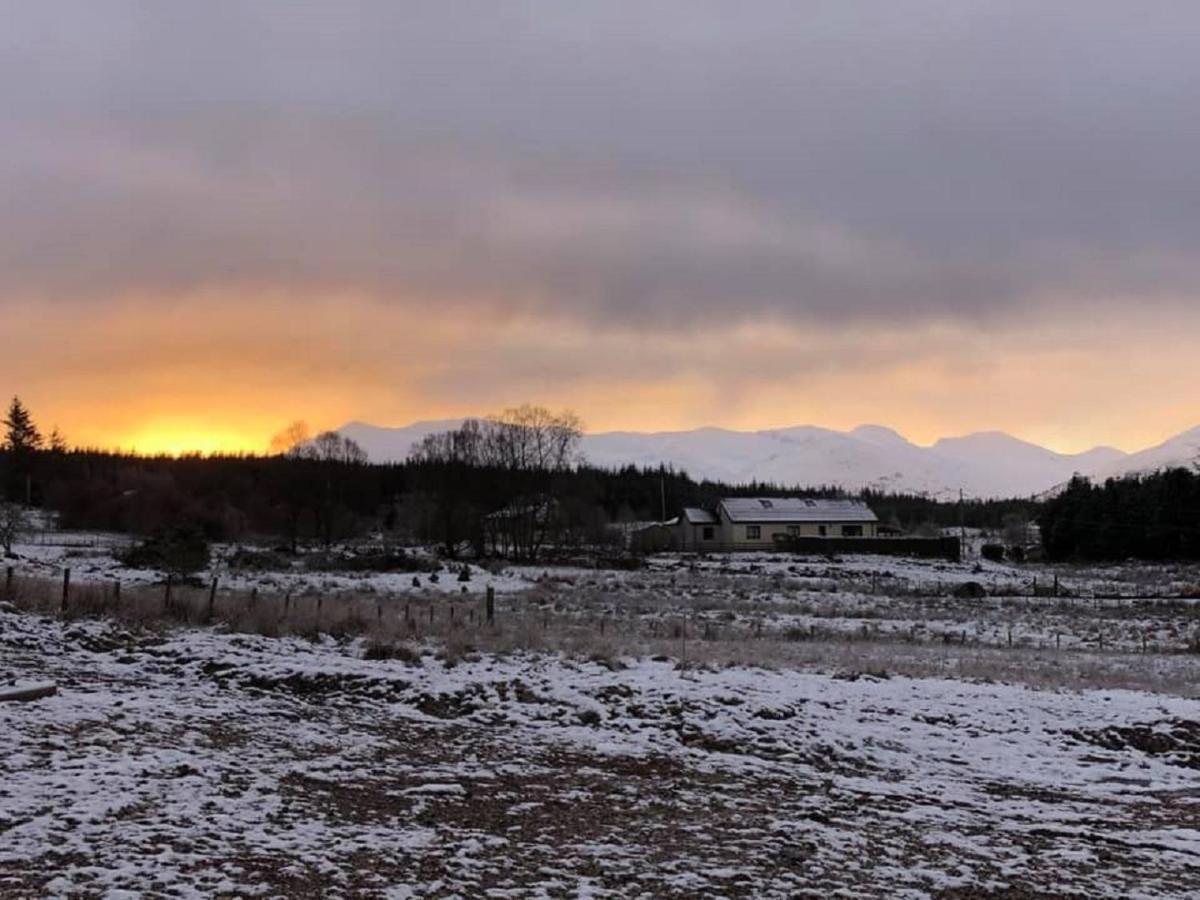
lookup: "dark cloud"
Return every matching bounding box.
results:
[4,1,1200,325]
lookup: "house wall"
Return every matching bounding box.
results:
[716,508,878,549]
[673,521,722,551]
[671,506,878,552]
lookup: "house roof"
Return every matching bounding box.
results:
[718,497,878,524]
[681,507,719,524]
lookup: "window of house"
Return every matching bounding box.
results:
[759,499,773,509]
[746,525,762,539]
[842,525,863,537]
[702,526,714,540]
[787,525,801,536]
[818,525,827,536]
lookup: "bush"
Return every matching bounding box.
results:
[303,549,439,573]
[980,543,1005,563]
[227,547,293,571]
[120,525,211,578]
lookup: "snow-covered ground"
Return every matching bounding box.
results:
[2,607,1199,897]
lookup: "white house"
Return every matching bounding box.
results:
[674,497,878,551]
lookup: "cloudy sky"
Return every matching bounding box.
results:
[3,1,1199,453]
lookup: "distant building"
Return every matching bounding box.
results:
[673,497,879,551]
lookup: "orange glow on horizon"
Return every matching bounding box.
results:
[2,289,1197,459]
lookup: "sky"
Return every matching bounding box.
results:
[2,1,1199,455]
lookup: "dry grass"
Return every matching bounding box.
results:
[4,570,1198,696]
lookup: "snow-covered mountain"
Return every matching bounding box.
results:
[337,419,1199,498]
[1080,426,1200,483]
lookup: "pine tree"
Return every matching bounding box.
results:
[48,426,68,453]
[3,397,43,453]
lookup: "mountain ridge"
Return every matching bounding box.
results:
[337,419,1200,499]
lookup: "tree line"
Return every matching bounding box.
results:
[12,395,1190,561]
[1039,469,1200,561]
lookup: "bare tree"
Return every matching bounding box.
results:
[0,502,28,557]
[312,431,368,465]
[410,418,488,466]
[485,405,583,472]
[269,420,313,456]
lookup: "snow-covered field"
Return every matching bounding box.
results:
[3,536,1200,896]
[2,607,1199,897]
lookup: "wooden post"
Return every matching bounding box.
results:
[1056,632,1061,649]
[377,602,382,624]
[4,566,13,599]
[429,604,434,624]
[61,568,71,614]
[486,586,495,626]
[208,579,218,622]
[543,609,549,631]
[113,580,121,608]
[1053,575,1059,598]
[163,574,173,615]
[1007,626,1012,648]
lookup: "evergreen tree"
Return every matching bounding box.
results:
[3,397,43,453]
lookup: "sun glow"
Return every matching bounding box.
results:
[119,423,264,457]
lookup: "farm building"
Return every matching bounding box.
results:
[674,497,879,551]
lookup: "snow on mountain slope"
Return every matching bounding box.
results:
[1086,425,1200,482]
[338,419,1199,498]
[338,419,465,462]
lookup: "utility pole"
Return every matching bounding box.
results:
[959,488,966,557]
[660,476,667,523]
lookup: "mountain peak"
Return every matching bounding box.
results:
[850,424,913,447]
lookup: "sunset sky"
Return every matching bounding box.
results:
[3,2,1199,455]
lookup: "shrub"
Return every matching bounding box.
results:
[303,549,438,573]
[120,526,211,578]
[980,543,1005,563]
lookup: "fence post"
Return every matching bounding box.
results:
[5,566,13,600]
[61,568,71,614]
[113,580,121,609]
[208,579,218,622]
[486,586,495,626]
[163,574,173,616]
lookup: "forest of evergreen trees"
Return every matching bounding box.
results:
[1039,469,1200,561]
